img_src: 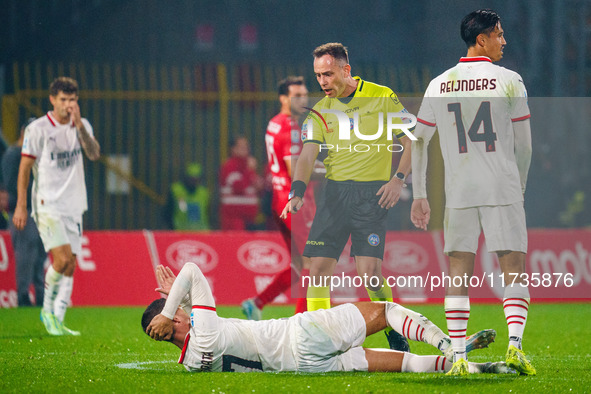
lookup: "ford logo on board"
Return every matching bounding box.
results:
[383,241,429,274]
[237,240,289,274]
[165,240,219,273]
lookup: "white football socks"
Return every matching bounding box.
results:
[385,302,449,350]
[401,353,450,373]
[401,353,492,373]
[54,275,73,323]
[445,296,470,362]
[43,265,63,314]
[503,283,530,350]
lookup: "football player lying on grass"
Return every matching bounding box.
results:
[143,263,511,374]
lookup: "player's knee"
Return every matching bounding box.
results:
[54,254,76,276]
[358,302,389,335]
[356,259,382,278]
[51,258,67,273]
[63,261,76,277]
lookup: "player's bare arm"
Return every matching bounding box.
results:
[512,119,532,194]
[280,143,319,218]
[12,155,35,231]
[377,136,412,209]
[70,102,101,161]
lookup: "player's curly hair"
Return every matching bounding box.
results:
[461,9,501,48]
[49,76,79,97]
[141,298,166,334]
[278,76,305,96]
[313,42,349,64]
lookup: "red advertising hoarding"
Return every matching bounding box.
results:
[0,229,589,307]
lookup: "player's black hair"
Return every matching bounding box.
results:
[278,76,305,96]
[313,42,349,64]
[141,298,166,334]
[49,76,79,96]
[460,9,501,48]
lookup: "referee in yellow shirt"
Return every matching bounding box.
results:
[281,43,413,351]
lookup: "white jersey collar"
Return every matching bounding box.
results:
[46,112,75,127]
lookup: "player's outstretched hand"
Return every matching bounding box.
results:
[279,197,303,219]
[377,178,404,209]
[155,265,176,296]
[410,198,431,231]
[146,314,174,341]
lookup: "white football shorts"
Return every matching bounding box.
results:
[34,212,83,255]
[294,303,368,372]
[444,201,527,254]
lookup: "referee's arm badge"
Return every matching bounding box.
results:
[301,120,310,141]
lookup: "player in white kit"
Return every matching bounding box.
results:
[143,263,511,374]
[410,9,534,375]
[13,77,100,336]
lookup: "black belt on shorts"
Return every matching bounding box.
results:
[327,179,387,187]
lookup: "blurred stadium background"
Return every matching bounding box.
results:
[1,0,589,231]
[0,0,589,310]
[0,3,590,390]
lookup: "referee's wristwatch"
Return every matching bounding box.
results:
[288,191,297,201]
[393,172,406,182]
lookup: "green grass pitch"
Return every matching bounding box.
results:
[1,303,590,393]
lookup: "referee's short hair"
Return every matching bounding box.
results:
[313,42,349,64]
[460,9,501,48]
[278,76,305,96]
[50,76,79,96]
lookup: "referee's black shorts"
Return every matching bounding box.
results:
[302,179,388,260]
